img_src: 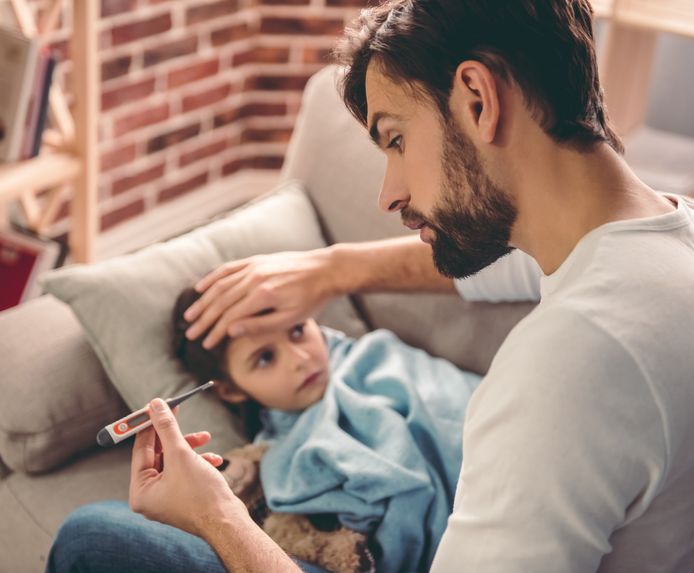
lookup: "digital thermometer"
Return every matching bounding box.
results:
[96,381,215,447]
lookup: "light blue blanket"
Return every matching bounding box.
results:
[256,328,482,573]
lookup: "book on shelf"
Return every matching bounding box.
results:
[0,227,66,311]
[0,25,56,163]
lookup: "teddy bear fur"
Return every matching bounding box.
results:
[220,442,376,573]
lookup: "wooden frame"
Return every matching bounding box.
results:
[0,0,98,263]
[597,0,694,137]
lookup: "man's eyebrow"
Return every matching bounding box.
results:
[368,111,403,149]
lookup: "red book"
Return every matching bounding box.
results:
[0,229,61,311]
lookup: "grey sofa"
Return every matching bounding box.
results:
[0,65,533,573]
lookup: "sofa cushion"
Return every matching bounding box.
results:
[0,445,132,573]
[41,183,368,455]
[0,294,128,474]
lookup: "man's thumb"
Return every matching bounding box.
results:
[149,398,183,447]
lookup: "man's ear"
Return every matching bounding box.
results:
[449,60,501,145]
[214,380,249,405]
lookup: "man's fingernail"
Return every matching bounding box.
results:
[151,398,167,412]
[185,328,195,340]
[183,309,193,320]
[229,326,245,338]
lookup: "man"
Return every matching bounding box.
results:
[50,1,694,572]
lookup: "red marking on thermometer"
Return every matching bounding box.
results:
[96,381,215,447]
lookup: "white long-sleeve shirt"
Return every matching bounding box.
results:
[433,193,694,572]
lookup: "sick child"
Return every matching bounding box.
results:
[172,287,483,573]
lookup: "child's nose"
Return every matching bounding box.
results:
[291,345,311,369]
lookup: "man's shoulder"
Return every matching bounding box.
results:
[486,304,648,403]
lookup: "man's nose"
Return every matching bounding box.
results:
[378,161,408,213]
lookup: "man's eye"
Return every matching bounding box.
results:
[387,135,403,152]
[256,350,274,368]
[290,323,305,339]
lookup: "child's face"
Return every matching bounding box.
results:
[223,319,330,411]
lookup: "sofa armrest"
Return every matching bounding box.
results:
[0,295,128,474]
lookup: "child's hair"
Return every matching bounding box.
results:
[172,287,262,440]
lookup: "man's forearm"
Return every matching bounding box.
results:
[202,508,301,573]
[326,236,456,296]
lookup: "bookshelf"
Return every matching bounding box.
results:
[0,0,98,263]
[594,0,694,196]
[596,0,694,137]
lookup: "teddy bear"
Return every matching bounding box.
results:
[219,442,376,573]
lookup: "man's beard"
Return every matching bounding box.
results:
[405,113,518,279]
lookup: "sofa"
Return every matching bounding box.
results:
[0,65,534,573]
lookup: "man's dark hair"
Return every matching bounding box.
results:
[172,287,261,440]
[335,0,623,154]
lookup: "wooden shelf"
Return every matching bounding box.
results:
[0,153,81,203]
[0,0,98,263]
[615,0,694,38]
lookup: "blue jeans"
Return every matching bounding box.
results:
[46,500,329,573]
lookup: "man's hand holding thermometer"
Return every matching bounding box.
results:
[96,381,215,447]
[127,394,301,572]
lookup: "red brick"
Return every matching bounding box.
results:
[182,83,233,113]
[244,73,312,91]
[158,171,210,203]
[111,13,172,46]
[222,154,283,175]
[186,1,239,25]
[167,58,220,89]
[101,198,146,231]
[113,103,170,136]
[147,123,201,153]
[213,101,287,128]
[112,162,166,195]
[240,126,293,144]
[231,46,290,67]
[259,16,345,36]
[303,47,333,65]
[211,22,253,46]
[256,0,310,4]
[102,77,156,111]
[101,143,138,172]
[179,138,229,167]
[101,0,137,18]
[102,55,132,81]
[143,36,198,67]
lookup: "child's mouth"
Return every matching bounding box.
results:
[299,371,321,391]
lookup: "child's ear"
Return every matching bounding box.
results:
[214,380,249,404]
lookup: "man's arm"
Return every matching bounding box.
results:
[431,309,666,572]
[185,235,455,348]
[328,235,455,294]
[129,399,300,573]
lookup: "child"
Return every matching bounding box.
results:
[173,287,483,573]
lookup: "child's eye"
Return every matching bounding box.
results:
[387,135,403,153]
[290,323,305,339]
[256,350,274,368]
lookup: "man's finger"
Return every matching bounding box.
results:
[148,398,186,452]
[194,259,248,293]
[228,309,299,338]
[131,424,157,479]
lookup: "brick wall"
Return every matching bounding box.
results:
[28,0,364,234]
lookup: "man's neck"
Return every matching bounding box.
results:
[509,141,675,276]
